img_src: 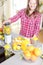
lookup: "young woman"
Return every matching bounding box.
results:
[3,0,41,39]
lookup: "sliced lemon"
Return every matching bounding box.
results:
[16,46,21,50]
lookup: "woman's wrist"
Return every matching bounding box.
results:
[8,19,11,24]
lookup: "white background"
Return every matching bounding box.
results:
[10,0,27,17]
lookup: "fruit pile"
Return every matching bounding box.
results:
[22,45,42,62]
[3,36,42,62]
[12,36,30,51]
[11,36,42,62]
[0,28,4,40]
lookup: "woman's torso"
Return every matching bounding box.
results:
[20,9,41,38]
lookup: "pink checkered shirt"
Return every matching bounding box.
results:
[9,8,41,38]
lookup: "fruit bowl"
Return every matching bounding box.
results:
[21,45,42,62]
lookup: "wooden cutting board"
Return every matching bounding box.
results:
[38,29,43,43]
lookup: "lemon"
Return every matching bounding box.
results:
[17,36,25,40]
[21,43,27,51]
[25,39,30,44]
[16,46,21,50]
[4,44,11,50]
[17,36,22,40]
[4,26,11,34]
[12,45,17,50]
[12,43,17,50]
[22,40,29,46]
[12,44,21,50]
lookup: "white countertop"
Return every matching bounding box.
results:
[0,53,42,65]
[0,34,43,65]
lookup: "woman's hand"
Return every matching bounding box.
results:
[3,20,11,25]
[32,35,38,41]
[30,38,34,44]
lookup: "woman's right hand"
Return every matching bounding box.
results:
[3,20,11,25]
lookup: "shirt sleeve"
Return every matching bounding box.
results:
[9,9,23,23]
[34,13,41,36]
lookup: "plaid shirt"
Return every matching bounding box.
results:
[9,8,41,38]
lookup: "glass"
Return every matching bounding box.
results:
[3,23,12,44]
[21,44,42,63]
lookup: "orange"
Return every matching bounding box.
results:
[21,45,27,51]
[27,46,35,52]
[31,54,37,61]
[24,55,30,60]
[0,28,3,32]
[23,50,31,60]
[34,48,41,56]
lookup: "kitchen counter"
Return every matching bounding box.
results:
[0,34,43,65]
[0,53,42,65]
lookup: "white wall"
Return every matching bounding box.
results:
[10,0,27,34]
[10,0,27,17]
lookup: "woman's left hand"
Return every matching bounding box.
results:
[30,38,34,44]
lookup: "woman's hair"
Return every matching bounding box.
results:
[26,0,39,16]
